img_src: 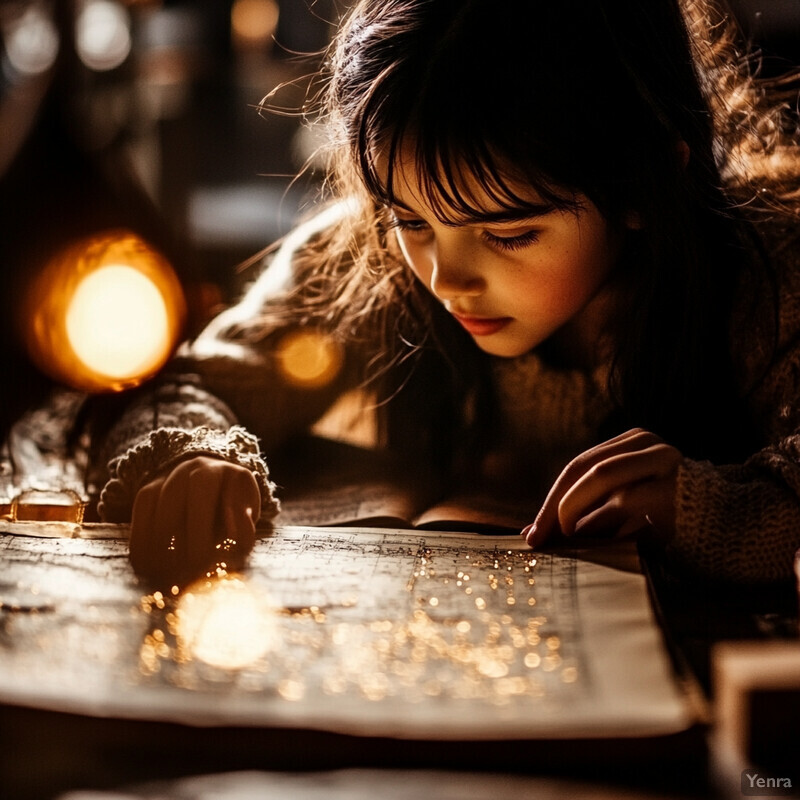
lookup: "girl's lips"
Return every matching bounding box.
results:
[452,313,512,336]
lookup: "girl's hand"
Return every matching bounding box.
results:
[130,455,261,588]
[522,428,681,549]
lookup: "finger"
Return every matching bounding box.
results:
[532,429,664,541]
[573,473,678,541]
[130,480,162,577]
[572,489,647,539]
[523,519,566,549]
[149,465,194,583]
[181,464,223,580]
[215,469,259,570]
[215,502,255,573]
[558,443,679,536]
[230,468,260,548]
[243,471,262,525]
[226,466,261,526]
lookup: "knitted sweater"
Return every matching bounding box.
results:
[97,205,800,584]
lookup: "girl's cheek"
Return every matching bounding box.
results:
[394,232,414,269]
[396,238,432,284]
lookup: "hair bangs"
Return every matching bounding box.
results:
[335,0,588,224]
[359,110,582,224]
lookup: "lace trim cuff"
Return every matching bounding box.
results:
[98,426,280,523]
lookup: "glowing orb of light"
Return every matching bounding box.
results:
[231,0,279,47]
[176,574,277,670]
[66,265,169,379]
[22,230,186,393]
[4,5,60,76]
[275,330,344,389]
[75,0,132,72]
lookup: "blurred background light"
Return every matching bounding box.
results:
[75,0,132,72]
[21,229,186,393]
[231,0,279,50]
[3,3,60,78]
[276,329,343,389]
[65,264,169,380]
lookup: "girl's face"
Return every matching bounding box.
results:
[388,161,623,360]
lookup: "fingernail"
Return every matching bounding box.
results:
[521,523,536,544]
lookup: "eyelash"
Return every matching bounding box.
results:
[482,230,541,251]
[389,217,540,251]
[388,217,428,234]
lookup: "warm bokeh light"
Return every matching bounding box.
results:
[231,0,279,48]
[75,0,132,71]
[275,330,343,389]
[176,574,277,670]
[22,229,186,393]
[3,4,60,76]
[66,265,169,379]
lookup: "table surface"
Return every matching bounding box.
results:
[2,526,795,800]
[0,526,721,800]
[1,400,798,800]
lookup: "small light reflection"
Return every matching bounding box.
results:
[277,677,305,701]
[75,0,132,72]
[276,330,343,389]
[561,666,578,683]
[175,574,277,670]
[3,4,60,77]
[132,542,584,708]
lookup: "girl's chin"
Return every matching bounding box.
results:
[471,336,537,359]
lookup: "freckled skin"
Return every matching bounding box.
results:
[389,161,621,360]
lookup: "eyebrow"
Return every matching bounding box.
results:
[389,200,556,224]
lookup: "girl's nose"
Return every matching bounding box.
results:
[430,249,485,300]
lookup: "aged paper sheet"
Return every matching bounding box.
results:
[0,524,695,740]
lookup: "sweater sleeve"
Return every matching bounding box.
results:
[670,455,800,582]
[667,222,800,582]
[95,203,364,523]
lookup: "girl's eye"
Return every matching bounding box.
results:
[482,229,541,252]
[389,216,430,235]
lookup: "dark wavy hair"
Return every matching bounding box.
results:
[259,0,800,473]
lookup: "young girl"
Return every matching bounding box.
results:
[95,0,800,587]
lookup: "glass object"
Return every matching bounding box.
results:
[1,488,87,524]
